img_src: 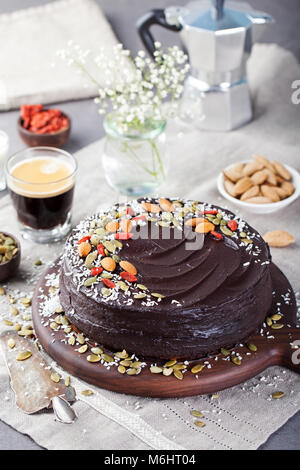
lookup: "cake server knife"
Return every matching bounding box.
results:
[0,331,77,424]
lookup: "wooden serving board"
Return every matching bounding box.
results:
[32,260,300,398]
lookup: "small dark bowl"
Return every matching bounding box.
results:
[18,112,71,148]
[0,232,21,282]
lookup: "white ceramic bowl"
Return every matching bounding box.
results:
[217,162,300,214]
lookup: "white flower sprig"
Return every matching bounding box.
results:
[57,41,189,132]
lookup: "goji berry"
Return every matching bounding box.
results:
[198,210,218,215]
[90,267,103,276]
[97,243,105,256]
[131,215,147,222]
[101,278,116,288]
[120,271,137,282]
[78,236,91,244]
[227,220,238,231]
[211,230,223,240]
[126,207,135,216]
[115,232,134,240]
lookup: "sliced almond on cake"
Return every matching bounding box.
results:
[140,202,161,213]
[159,198,174,212]
[101,257,116,272]
[263,230,295,247]
[119,260,137,275]
[195,220,215,233]
[105,221,119,233]
[185,217,206,227]
[120,219,132,233]
[273,161,292,181]
[78,242,91,257]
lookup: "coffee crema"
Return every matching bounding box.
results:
[8,157,75,230]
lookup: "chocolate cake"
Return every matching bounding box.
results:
[59,198,273,360]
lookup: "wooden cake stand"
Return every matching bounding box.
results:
[32,260,300,398]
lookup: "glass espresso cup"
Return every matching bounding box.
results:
[6,147,77,243]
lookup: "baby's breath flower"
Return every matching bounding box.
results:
[57,42,189,130]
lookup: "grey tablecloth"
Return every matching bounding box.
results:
[0,42,300,450]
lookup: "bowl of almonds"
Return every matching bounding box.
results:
[218,154,300,214]
[0,232,21,281]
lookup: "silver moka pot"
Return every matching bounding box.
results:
[137,0,273,131]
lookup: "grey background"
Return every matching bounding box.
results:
[0,0,299,450]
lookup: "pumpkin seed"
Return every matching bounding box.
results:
[272,391,284,399]
[118,365,126,374]
[117,281,129,291]
[68,336,75,346]
[158,221,170,228]
[90,234,100,246]
[50,373,61,383]
[91,347,103,355]
[271,314,282,321]
[133,293,147,299]
[150,366,163,374]
[61,316,69,326]
[137,284,148,291]
[7,338,15,349]
[266,317,273,327]
[220,226,234,237]
[240,231,247,238]
[173,363,187,371]
[220,348,231,356]
[271,323,284,330]
[115,349,128,359]
[20,297,31,306]
[81,389,94,396]
[16,350,32,361]
[78,345,88,354]
[220,219,227,226]
[3,320,13,326]
[241,238,253,244]
[18,329,34,337]
[101,272,113,279]
[8,295,16,304]
[151,293,165,299]
[164,360,177,367]
[94,228,107,238]
[112,254,120,263]
[50,322,58,330]
[191,364,204,374]
[65,376,71,387]
[247,343,257,352]
[64,326,72,334]
[131,361,142,369]
[194,420,206,428]
[34,259,42,266]
[212,218,220,225]
[102,353,114,363]
[163,367,173,376]
[76,334,85,345]
[0,286,6,295]
[161,212,173,221]
[85,252,97,268]
[84,276,98,287]
[113,240,123,250]
[103,241,116,253]
[87,354,101,363]
[174,370,183,380]
[55,307,64,314]
[231,356,241,365]
[126,368,138,375]
[190,410,203,418]
[101,287,111,297]
[120,359,132,367]
[13,324,21,331]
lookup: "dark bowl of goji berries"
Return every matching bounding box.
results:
[18,104,71,148]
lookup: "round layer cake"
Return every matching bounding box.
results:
[59,198,273,360]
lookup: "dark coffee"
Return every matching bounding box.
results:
[9,186,74,230]
[8,156,75,231]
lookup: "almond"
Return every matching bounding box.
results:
[159,198,174,212]
[273,161,291,181]
[105,221,119,233]
[120,219,132,233]
[280,181,295,197]
[263,230,295,247]
[251,170,268,185]
[233,177,253,196]
[223,167,243,183]
[253,154,275,172]
[242,161,264,176]
[240,185,260,201]
[78,242,91,258]
[224,179,237,197]
[195,221,215,233]
[264,168,277,186]
[243,196,272,204]
[260,185,280,202]
[140,202,161,213]
[101,257,116,272]
[185,217,206,227]
[119,260,137,275]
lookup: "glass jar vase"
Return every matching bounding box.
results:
[102,115,168,197]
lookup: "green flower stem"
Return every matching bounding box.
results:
[150,140,165,180]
